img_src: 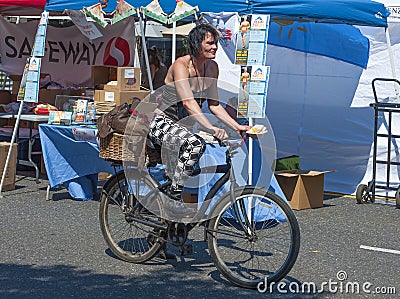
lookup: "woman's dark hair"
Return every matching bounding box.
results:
[148,46,161,68]
[187,23,219,58]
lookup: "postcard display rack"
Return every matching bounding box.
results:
[0,12,49,196]
[234,14,271,185]
[231,14,271,220]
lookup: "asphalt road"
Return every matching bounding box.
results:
[0,175,399,299]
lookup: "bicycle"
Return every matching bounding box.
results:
[99,130,300,289]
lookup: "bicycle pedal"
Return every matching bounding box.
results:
[179,244,193,256]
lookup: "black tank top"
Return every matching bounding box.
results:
[158,84,207,123]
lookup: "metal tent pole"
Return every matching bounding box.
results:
[172,21,177,64]
[137,9,154,92]
[385,27,399,101]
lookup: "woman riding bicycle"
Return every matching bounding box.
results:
[148,23,251,204]
[101,25,300,276]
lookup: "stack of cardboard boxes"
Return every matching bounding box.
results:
[92,66,150,106]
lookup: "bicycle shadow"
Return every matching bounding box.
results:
[101,228,321,297]
[104,248,169,266]
[169,238,318,298]
[158,233,309,295]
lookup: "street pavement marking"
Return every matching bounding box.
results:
[360,245,400,255]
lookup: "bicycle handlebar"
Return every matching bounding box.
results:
[197,125,246,148]
[197,125,215,135]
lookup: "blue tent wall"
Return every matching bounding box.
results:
[45,0,389,27]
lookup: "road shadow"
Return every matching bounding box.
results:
[100,237,324,298]
[0,262,327,299]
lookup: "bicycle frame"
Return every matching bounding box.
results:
[125,138,254,238]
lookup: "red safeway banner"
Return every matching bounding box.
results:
[0,0,45,7]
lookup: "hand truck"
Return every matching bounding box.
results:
[356,78,400,208]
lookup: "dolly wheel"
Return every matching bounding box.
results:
[395,187,400,209]
[356,184,371,204]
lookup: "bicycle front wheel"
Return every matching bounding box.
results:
[99,170,166,263]
[207,187,300,289]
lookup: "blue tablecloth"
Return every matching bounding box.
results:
[39,124,114,200]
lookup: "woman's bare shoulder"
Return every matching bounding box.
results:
[173,55,191,68]
[170,56,191,80]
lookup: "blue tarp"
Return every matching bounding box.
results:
[268,21,370,68]
[45,0,389,27]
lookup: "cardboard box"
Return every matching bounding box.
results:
[92,66,140,91]
[103,82,119,92]
[94,90,150,106]
[275,170,331,210]
[0,142,18,191]
[91,66,116,86]
[117,67,140,90]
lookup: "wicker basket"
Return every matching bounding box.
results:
[99,133,161,165]
[99,133,126,162]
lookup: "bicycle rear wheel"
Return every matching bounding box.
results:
[207,187,300,289]
[99,170,166,263]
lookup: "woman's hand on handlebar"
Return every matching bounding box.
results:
[211,126,228,140]
[236,125,252,136]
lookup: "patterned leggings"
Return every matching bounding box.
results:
[148,114,206,192]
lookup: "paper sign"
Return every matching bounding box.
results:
[124,69,135,78]
[65,9,103,40]
[72,127,97,142]
[104,92,115,102]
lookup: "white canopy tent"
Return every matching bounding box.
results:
[161,22,195,36]
[135,20,168,37]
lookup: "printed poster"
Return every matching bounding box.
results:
[23,57,41,102]
[33,11,49,57]
[235,14,270,119]
[237,65,270,118]
[235,14,270,66]
[17,58,29,101]
[74,99,88,124]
